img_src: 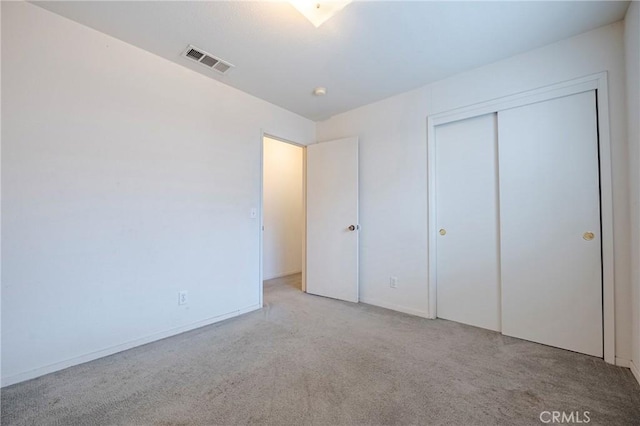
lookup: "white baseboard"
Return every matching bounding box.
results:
[359,297,430,319]
[1,303,261,388]
[263,270,302,281]
[238,303,261,315]
[631,360,640,386]
[615,357,631,368]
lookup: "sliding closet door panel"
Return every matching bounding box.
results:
[435,113,501,332]
[498,91,602,357]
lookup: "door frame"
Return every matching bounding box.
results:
[426,72,616,364]
[259,132,307,308]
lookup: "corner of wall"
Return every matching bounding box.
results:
[624,0,640,381]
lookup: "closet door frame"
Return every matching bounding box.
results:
[426,72,615,364]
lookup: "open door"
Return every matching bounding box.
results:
[306,137,359,303]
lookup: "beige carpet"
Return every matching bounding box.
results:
[2,274,639,425]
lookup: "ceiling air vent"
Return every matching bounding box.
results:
[181,45,234,75]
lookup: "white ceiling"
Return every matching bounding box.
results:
[33,1,630,121]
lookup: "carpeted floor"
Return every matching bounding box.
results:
[2,274,639,425]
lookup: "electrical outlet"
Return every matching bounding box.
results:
[250,208,257,218]
[390,276,398,288]
[178,291,188,305]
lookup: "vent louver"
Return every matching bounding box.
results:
[181,45,234,75]
[200,55,219,67]
[213,62,231,74]
[186,48,204,61]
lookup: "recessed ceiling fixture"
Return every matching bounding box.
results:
[313,87,327,96]
[290,1,352,28]
[181,45,234,75]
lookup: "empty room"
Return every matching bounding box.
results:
[2,1,640,425]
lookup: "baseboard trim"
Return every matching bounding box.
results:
[631,360,640,386]
[263,270,302,281]
[615,357,631,368]
[359,297,430,319]
[1,303,262,388]
[238,303,261,315]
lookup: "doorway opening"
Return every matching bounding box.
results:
[261,135,306,298]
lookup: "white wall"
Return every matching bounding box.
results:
[317,22,633,362]
[625,1,640,382]
[1,2,315,386]
[262,137,303,280]
[0,1,3,381]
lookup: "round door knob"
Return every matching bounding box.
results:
[348,225,356,231]
[439,229,446,236]
[583,232,595,241]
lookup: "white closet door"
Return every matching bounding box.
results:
[498,91,602,357]
[435,113,501,332]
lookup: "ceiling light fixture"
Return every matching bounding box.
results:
[289,1,352,28]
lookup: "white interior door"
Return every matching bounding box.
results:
[306,137,359,303]
[435,114,501,332]
[498,91,602,357]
